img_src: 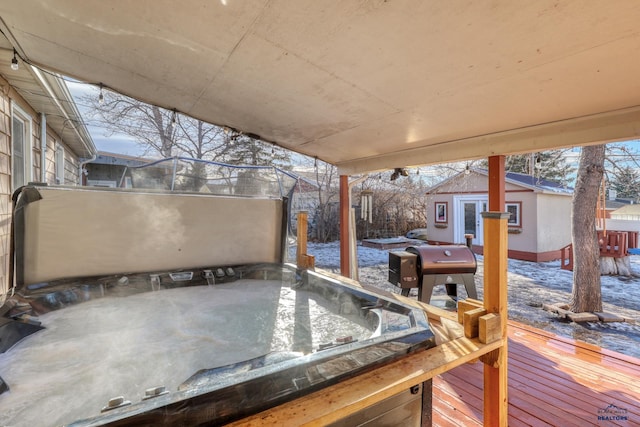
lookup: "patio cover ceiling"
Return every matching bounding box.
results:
[1,1,640,174]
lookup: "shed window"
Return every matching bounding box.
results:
[505,202,521,227]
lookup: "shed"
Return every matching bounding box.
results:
[426,169,573,262]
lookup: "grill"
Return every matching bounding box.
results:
[389,245,478,303]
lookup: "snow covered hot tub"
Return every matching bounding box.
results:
[0,184,435,426]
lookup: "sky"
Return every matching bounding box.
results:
[67,80,146,157]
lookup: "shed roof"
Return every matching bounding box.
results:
[503,171,573,194]
[426,169,573,196]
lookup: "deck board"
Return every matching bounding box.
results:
[433,321,640,426]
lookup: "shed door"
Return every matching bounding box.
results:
[455,197,487,246]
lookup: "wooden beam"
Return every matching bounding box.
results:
[463,307,488,339]
[457,298,484,324]
[339,175,350,277]
[479,313,502,344]
[226,336,505,426]
[337,106,640,175]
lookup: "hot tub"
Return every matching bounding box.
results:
[0,263,435,426]
[2,183,436,425]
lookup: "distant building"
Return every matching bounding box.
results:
[83,151,155,187]
[609,204,640,221]
[425,169,573,262]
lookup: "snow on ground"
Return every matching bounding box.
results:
[302,241,640,359]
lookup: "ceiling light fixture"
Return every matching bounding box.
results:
[11,49,19,71]
[390,168,408,181]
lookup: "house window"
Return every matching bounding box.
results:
[505,202,522,227]
[55,144,65,184]
[11,104,33,191]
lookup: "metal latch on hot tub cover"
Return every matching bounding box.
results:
[169,272,194,282]
[150,274,161,291]
[142,386,169,400]
[202,270,215,286]
[101,396,131,412]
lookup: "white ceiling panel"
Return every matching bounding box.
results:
[2,0,640,173]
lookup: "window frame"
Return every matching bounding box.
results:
[505,201,522,227]
[434,201,448,223]
[11,103,33,191]
[55,142,65,184]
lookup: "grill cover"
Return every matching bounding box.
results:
[406,245,477,275]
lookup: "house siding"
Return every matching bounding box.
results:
[0,76,82,297]
[40,120,80,186]
[0,86,13,298]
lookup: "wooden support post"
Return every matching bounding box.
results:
[488,156,505,211]
[481,211,509,427]
[482,155,508,426]
[339,175,351,277]
[296,211,308,267]
[296,211,315,270]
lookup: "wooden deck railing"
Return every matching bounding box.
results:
[560,230,639,271]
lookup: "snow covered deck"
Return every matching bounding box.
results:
[433,321,640,426]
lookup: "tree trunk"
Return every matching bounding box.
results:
[570,145,605,313]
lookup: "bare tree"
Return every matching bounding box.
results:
[356,172,428,238]
[81,89,232,160]
[570,144,605,313]
[312,160,339,242]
